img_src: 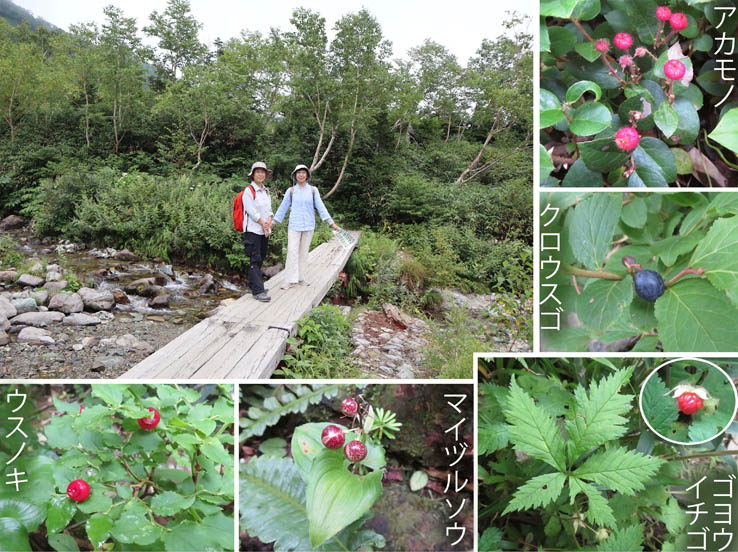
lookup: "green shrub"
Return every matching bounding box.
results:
[422,307,483,379]
[0,234,23,270]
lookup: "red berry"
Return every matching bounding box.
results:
[595,40,610,54]
[341,398,358,417]
[344,440,367,462]
[137,407,160,430]
[614,33,633,50]
[67,479,90,502]
[79,405,85,413]
[656,6,671,22]
[615,127,640,151]
[670,12,688,31]
[664,59,686,80]
[321,425,345,449]
[677,392,703,415]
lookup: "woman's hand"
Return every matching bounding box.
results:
[332,223,339,231]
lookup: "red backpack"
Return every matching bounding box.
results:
[233,184,268,232]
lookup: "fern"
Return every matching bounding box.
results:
[240,385,339,441]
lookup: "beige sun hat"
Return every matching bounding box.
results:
[248,161,273,178]
[290,164,311,184]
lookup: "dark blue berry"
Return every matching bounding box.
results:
[634,270,665,301]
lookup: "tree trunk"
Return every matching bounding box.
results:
[455,110,504,184]
[324,128,355,199]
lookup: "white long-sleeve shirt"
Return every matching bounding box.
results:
[242,182,274,235]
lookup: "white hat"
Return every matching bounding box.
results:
[248,161,273,178]
[290,164,311,183]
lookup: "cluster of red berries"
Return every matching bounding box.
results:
[319,397,367,463]
[67,406,162,502]
[656,6,688,31]
[677,392,704,415]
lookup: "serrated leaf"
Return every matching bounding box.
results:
[657,497,688,534]
[151,491,196,516]
[200,437,233,466]
[574,447,665,495]
[45,496,75,535]
[707,107,738,154]
[597,523,645,551]
[576,278,633,333]
[85,514,112,549]
[569,477,617,528]
[91,384,126,406]
[690,216,738,305]
[479,423,508,455]
[503,377,566,471]
[569,193,622,270]
[621,197,647,228]
[163,520,219,552]
[111,509,162,546]
[565,367,634,460]
[502,472,566,515]
[652,232,703,267]
[641,373,679,437]
[479,527,503,552]
[654,279,738,352]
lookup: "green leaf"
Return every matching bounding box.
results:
[306,452,383,547]
[202,513,235,550]
[566,80,603,104]
[91,384,126,406]
[163,520,221,552]
[654,102,679,138]
[668,97,699,146]
[597,523,645,551]
[111,509,163,546]
[657,497,688,534]
[630,137,677,187]
[690,216,738,305]
[541,89,564,127]
[76,483,113,514]
[549,26,577,56]
[45,415,79,450]
[85,513,113,549]
[151,491,196,516]
[570,102,611,136]
[200,437,233,466]
[0,498,44,533]
[540,145,555,183]
[569,477,617,528]
[503,377,566,471]
[48,533,80,552]
[707,107,738,154]
[654,279,738,351]
[569,193,622,269]
[573,447,665,495]
[0,517,30,552]
[621,197,647,227]
[641,373,679,437]
[580,137,630,174]
[502,472,566,515]
[576,278,633,333]
[565,367,635,460]
[479,527,503,552]
[409,470,428,491]
[45,496,75,535]
[541,0,579,18]
[562,158,604,186]
[259,437,287,457]
[652,233,703,267]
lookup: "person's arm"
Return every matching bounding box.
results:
[273,188,292,224]
[313,187,338,230]
[243,187,264,227]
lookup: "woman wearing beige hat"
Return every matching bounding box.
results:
[272,164,338,289]
[242,161,274,302]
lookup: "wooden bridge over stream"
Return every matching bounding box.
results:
[120,231,359,379]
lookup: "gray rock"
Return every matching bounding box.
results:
[17,274,44,287]
[77,287,115,311]
[94,311,115,322]
[29,263,44,273]
[124,278,157,295]
[48,292,84,314]
[197,274,217,295]
[43,281,68,292]
[17,327,54,345]
[0,214,25,230]
[10,311,65,327]
[11,298,38,315]
[91,356,125,371]
[0,312,8,332]
[46,264,60,273]
[158,264,173,277]
[105,334,154,355]
[45,271,62,282]
[0,296,17,318]
[0,329,8,346]
[111,289,129,304]
[0,270,19,282]
[397,363,415,379]
[29,290,49,306]
[63,313,102,326]
[114,249,140,261]
[149,294,170,308]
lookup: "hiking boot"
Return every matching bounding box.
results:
[281,282,297,290]
[249,288,268,294]
[254,292,271,302]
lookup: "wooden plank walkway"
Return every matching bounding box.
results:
[119,231,359,379]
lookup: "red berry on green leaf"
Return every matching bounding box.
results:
[595,40,610,53]
[79,405,85,413]
[321,425,345,449]
[67,479,90,502]
[664,59,686,81]
[615,127,640,151]
[137,407,160,430]
[656,6,671,22]
[670,12,688,31]
[614,33,633,50]
[344,440,367,462]
[677,392,703,415]
[341,397,358,417]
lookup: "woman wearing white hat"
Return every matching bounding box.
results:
[272,164,338,289]
[242,161,274,302]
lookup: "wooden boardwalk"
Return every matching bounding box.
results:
[120,231,359,379]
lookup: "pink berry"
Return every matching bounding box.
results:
[137,407,160,430]
[67,479,90,502]
[595,39,610,54]
[341,397,358,417]
[664,59,686,80]
[321,425,345,449]
[618,55,632,69]
[614,33,633,50]
[344,440,367,463]
[670,12,688,31]
[615,127,640,151]
[656,6,671,22]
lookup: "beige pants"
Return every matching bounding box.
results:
[286,229,314,284]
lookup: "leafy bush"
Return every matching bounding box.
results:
[0,233,23,270]
[478,357,738,551]
[542,191,738,352]
[541,1,738,186]
[0,384,234,551]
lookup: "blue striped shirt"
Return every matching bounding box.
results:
[273,184,334,231]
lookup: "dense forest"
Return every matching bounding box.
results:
[0,0,533,369]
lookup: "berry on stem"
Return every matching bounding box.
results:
[614,127,640,151]
[595,39,610,53]
[344,440,367,462]
[677,392,703,415]
[321,425,345,449]
[67,479,90,502]
[656,6,671,22]
[614,33,633,50]
[634,269,665,301]
[670,12,688,31]
[137,407,160,430]
[341,397,358,417]
[664,59,686,80]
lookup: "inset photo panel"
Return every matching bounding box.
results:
[540,190,738,352]
[0,383,236,551]
[239,383,474,551]
[540,1,738,187]
[477,355,738,552]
